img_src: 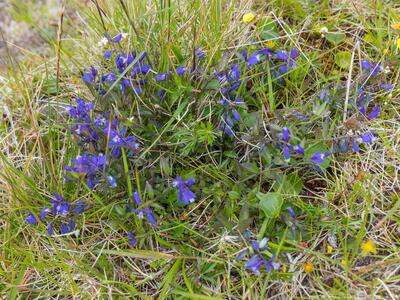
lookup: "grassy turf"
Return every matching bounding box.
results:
[1,0,400,299]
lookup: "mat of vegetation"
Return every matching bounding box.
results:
[1,0,399,299]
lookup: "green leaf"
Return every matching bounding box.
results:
[204,79,221,90]
[325,32,346,45]
[276,174,303,195]
[335,51,352,69]
[257,192,283,219]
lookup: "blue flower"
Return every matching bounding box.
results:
[311,151,330,164]
[287,207,296,218]
[236,249,248,260]
[104,50,113,60]
[251,237,269,253]
[282,127,290,142]
[40,207,51,220]
[153,73,169,82]
[106,175,117,188]
[47,222,54,236]
[380,83,393,91]
[127,232,136,246]
[195,47,206,58]
[227,64,241,82]
[176,66,186,76]
[133,191,142,206]
[102,72,116,84]
[360,131,377,143]
[247,52,261,66]
[82,66,98,85]
[352,140,360,153]
[283,145,291,161]
[361,60,371,69]
[245,255,266,276]
[266,255,281,272]
[49,193,71,216]
[131,209,156,226]
[293,144,304,155]
[173,176,196,206]
[367,104,380,119]
[25,212,37,225]
[103,32,123,43]
[60,220,76,234]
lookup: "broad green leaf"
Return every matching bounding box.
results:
[326,32,346,45]
[335,51,352,69]
[257,192,283,218]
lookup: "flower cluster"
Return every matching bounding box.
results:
[236,237,281,276]
[25,193,87,236]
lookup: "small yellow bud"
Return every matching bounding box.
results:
[361,240,377,256]
[391,22,400,30]
[397,38,400,49]
[265,40,276,49]
[304,261,314,273]
[243,13,255,23]
[327,245,333,254]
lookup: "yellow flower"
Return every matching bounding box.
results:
[265,40,276,49]
[361,240,377,256]
[327,245,333,254]
[243,13,255,23]
[304,261,314,273]
[391,22,400,30]
[397,38,400,49]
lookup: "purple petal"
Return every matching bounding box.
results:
[361,60,371,69]
[25,212,37,225]
[368,104,380,119]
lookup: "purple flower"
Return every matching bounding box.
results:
[360,131,377,143]
[25,212,37,225]
[282,127,290,142]
[106,175,117,188]
[195,47,206,59]
[293,144,304,155]
[153,73,169,82]
[104,50,113,60]
[73,200,88,213]
[128,232,136,246]
[368,104,380,119]
[132,209,157,226]
[232,109,241,122]
[102,72,116,84]
[361,60,371,69]
[227,64,241,82]
[133,192,142,206]
[380,83,393,91]
[266,255,281,272]
[276,51,289,61]
[176,66,186,76]
[352,140,360,153]
[46,222,53,236]
[245,255,266,276]
[60,220,76,234]
[287,207,296,218]
[370,62,382,76]
[40,207,51,220]
[49,193,71,216]
[290,48,299,59]
[103,32,122,43]
[236,249,248,260]
[279,65,288,73]
[247,53,261,66]
[251,238,269,253]
[311,151,330,164]
[173,176,196,206]
[283,145,290,160]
